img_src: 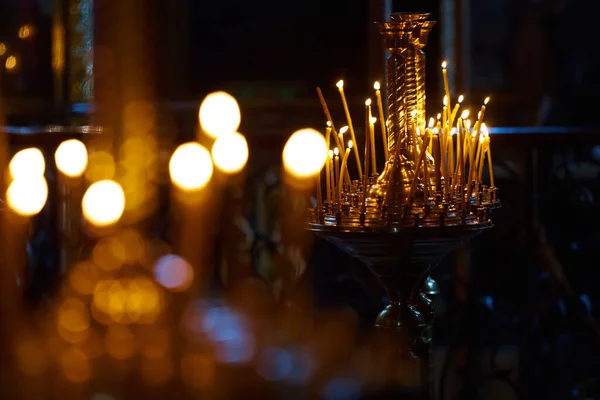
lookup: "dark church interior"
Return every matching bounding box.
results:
[1,0,600,399]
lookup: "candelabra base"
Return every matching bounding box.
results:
[307,223,491,398]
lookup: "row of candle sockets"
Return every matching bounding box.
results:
[4,91,335,227]
[314,61,496,217]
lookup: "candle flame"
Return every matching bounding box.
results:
[370,117,377,124]
[458,95,464,104]
[374,81,380,90]
[481,123,489,136]
[365,98,372,106]
[461,110,470,119]
[443,95,448,106]
[348,140,353,149]
[441,61,447,69]
[340,126,349,134]
[336,80,344,89]
[428,117,435,128]
[437,113,442,120]
[334,147,339,156]
[326,121,332,127]
[433,128,439,135]
[451,127,457,135]
[329,150,334,158]
[484,96,490,105]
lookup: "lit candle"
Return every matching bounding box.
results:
[325,121,332,149]
[329,150,335,203]
[334,147,340,204]
[409,129,432,199]
[338,141,353,206]
[455,116,464,179]
[338,126,351,184]
[363,101,371,212]
[432,128,442,193]
[448,128,456,179]
[366,98,376,174]
[442,61,451,108]
[478,135,488,182]
[487,133,495,188]
[326,150,333,203]
[450,94,464,129]
[423,130,430,201]
[374,81,389,160]
[473,129,485,182]
[336,80,362,179]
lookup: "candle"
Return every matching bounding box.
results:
[409,129,432,199]
[326,150,333,202]
[316,167,323,221]
[450,94,464,129]
[369,117,377,175]
[455,117,464,179]
[478,136,488,182]
[432,128,442,193]
[442,61,451,108]
[473,130,485,182]
[423,130,430,201]
[338,141,353,206]
[448,128,456,179]
[374,81,389,160]
[338,126,351,184]
[487,134,495,188]
[334,148,340,204]
[329,150,335,203]
[337,80,362,179]
[363,101,371,212]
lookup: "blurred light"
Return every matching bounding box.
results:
[110,229,145,265]
[9,147,45,180]
[153,254,194,292]
[55,139,88,177]
[322,377,361,400]
[69,261,99,295]
[181,353,215,389]
[16,338,47,376]
[169,142,213,191]
[59,346,91,383]
[5,55,17,70]
[140,327,169,359]
[202,306,254,364]
[0,43,6,56]
[282,128,327,178]
[211,132,249,174]
[141,357,174,385]
[93,238,124,271]
[256,347,293,381]
[19,25,34,39]
[58,298,90,334]
[6,177,48,216]
[85,151,115,181]
[105,325,136,359]
[199,91,241,139]
[82,180,125,227]
[283,348,314,385]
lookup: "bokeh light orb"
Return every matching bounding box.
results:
[6,176,48,216]
[82,180,125,227]
[55,139,88,177]
[282,128,327,178]
[211,132,249,174]
[153,255,194,292]
[199,91,241,139]
[169,142,213,191]
[9,147,45,180]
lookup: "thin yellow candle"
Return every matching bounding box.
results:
[455,117,464,179]
[334,147,340,205]
[448,128,456,178]
[423,129,431,200]
[336,80,362,179]
[473,130,485,182]
[316,86,340,144]
[374,81,389,160]
[409,130,432,199]
[338,141,353,206]
[487,133,495,188]
[316,167,323,220]
[442,61,451,108]
[326,150,333,202]
[325,121,332,150]
[449,94,464,129]
[369,116,377,174]
[338,126,351,184]
[478,135,488,182]
[329,150,335,203]
[432,128,442,193]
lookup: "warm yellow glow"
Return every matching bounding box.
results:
[169,142,213,191]
[484,97,490,105]
[437,113,442,120]
[0,43,6,56]
[348,140,353,149]
[458,95,464,104]
[339,126,349,134]
[461,110,470,119]
[55,139,88,177]
[428,118,435,128]
[9,147,45,180]
[433,128,439,135]
[6,177,48,216]
[5,55,17,70]
[370,117,377,124]
[365,98,372,106]
[451,127,458,136]
[198,91,241,139]
[18,25,33,39]
[82,180,125,227]
[411,110,417,118]
[374,81,380,90]
[328,150,334,159]
[334,147,339,156]
[481,123,489,136]
[443,95,448,106]
[326,121,332,127]
[441,61,447,69]
[282,128,327,178]
[211,132,249,174]
[336,80,344,89]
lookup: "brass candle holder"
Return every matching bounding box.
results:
[307,12,499,398]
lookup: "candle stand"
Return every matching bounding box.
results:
[307,13,499,399]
